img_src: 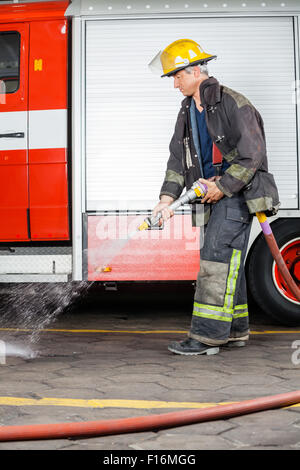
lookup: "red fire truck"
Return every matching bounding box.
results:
[0,0,299,325]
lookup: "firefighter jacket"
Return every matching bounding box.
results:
[159,76,280,222]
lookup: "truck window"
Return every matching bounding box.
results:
[0,31,20,94]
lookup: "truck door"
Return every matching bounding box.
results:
[0,23,29,241]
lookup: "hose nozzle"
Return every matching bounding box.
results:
[137,180,208,232]
[138,220,150,231]
[138,214,162,231]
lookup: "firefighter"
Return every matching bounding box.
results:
[150,39,279,355]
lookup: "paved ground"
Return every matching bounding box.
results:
[0,282,300,451]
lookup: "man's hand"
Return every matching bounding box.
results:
[199,178,224,204]
[152,195,174,223]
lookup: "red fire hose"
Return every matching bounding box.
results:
[256,212,300,302]
[0,390,300,442]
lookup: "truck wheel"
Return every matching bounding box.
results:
[246,218,300,326]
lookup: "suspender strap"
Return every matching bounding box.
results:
[213,143,223,176]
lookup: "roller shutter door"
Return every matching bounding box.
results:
[85,16,298,211]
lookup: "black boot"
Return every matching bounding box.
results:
[168,338,219,356]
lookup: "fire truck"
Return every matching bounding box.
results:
[0,0,299,325]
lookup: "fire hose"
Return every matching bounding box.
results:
[0,390,300,441]
[139,180,300,302]
[0,182,299,442]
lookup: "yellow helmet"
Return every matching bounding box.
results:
[149,39,216,77]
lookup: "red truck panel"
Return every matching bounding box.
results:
[29,150,69,240]
[0,162,29,241]
[0,23,29,241]
[0,6,69,243]
[0,1,69,23]
[28,19,68,111]
[88,214,200,281]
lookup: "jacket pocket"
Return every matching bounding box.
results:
[221,206,251,250]
[226,207,251,224]
[243,170,280,216]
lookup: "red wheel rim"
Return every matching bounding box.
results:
[273,238,300,304]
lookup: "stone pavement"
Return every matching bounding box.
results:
[0,284,299,450]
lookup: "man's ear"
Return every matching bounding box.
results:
[193,66,201,78]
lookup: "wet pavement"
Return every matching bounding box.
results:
[0,283,299,451]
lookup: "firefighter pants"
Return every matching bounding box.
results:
[189,192,253,346]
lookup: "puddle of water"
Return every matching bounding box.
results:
[3,341,38,359]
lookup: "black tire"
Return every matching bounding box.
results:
[246,218,300,326]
